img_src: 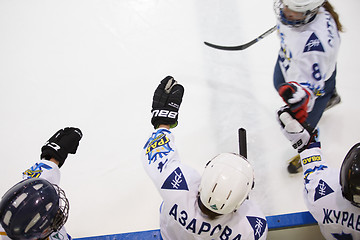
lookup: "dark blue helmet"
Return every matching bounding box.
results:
[0,178,69,240]
[340,143,360,208]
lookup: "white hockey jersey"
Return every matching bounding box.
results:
[276,6,340,97]
[300,143,360,239]
[0,160,71,240]
[142,128,268,240]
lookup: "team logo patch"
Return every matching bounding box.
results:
[302,155,321,165]
[314,179,334,201]
[210,204,218,211]
[50,232,65,240]
[304,33,324,53]
[301,82,325,97]
[23,163,53,179]
[247,216,267,240]
[145,129,173,164]
[161,167,189,191]
[304,165,328,185]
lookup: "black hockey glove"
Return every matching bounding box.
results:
[277,106,317,153]
[151,76,184,129]
[41,127,83,168]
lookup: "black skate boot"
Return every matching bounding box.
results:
[325,89,341,111]
[287,154,302,174]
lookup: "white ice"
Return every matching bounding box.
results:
[0,0,359,238]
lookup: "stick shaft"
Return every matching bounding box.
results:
[238,128,247,158]
[204,25,277,51]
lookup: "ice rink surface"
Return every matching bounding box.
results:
[0,0,359,238]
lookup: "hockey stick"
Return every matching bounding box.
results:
[204,25,277,51]
[238,128,247,159]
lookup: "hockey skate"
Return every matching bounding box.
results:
[325,90,341,111]
[287,154,301,174]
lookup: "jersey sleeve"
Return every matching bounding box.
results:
[300,142,328,181]
[300,142,334,205]
[22,159,61,185]
[141,128,187,196]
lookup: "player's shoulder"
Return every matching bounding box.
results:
[281,12,338,55]
[235,199,267,222]
[160,162,201,194]
[304,166,342,211]
[231,200,268,239]
[278,24,314,56]
[302,10,340,52]
[49,227,71,240]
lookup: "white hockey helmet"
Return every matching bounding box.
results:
[198,153,254,215]
[274,0,324,26]
[283,0,325,12]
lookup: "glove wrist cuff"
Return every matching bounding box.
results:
[40,146,68,168]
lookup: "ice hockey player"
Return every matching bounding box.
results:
[0,127,82,240]
[278,106,360,239]
[141,76,268,240]
[273,0,343,173]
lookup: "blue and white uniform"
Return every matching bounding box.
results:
[0,160,70,240]
[274,6,341,127]
[142,128,268,240]
[300,142,360,239]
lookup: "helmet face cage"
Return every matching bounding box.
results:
[50,184,69,233]
[273,0,323,27]
[340,143,360,208]
[38,184,69,240]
